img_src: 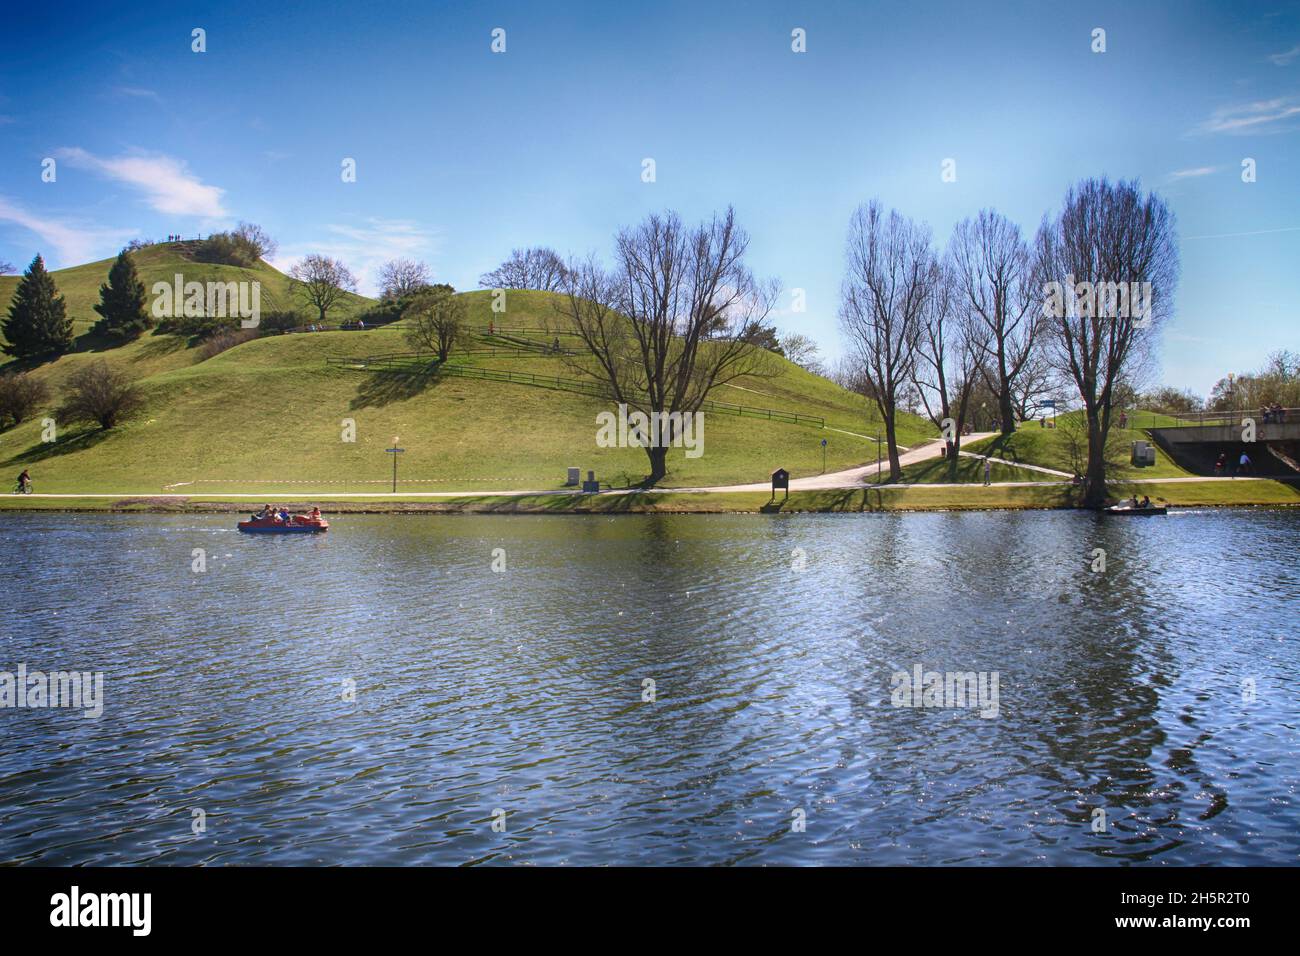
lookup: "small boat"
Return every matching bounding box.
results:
[238,515,329,534]
[1104,504,1167,516]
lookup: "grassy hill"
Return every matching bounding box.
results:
[0,257,937,495]
[0,241,372,340]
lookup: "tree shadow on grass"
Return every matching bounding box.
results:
[0,426,114,468]
[131,333,191,362]
[349,365,443,410]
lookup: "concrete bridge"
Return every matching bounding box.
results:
[1145,408,1300,477]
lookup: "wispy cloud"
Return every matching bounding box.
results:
[1184,225,1300,240]
[112,86,163,103]
[1196,97,1300,134]
[0,195,135,267]
[1168,166,1219,180]
[1268,44,1300,66]
[271,218,442,297]
[55,147,227,218]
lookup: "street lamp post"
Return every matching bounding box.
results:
[386,435,405,493]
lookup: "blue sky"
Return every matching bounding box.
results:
[1,0,1297,394]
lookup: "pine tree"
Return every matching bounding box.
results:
[1,255,74,359]
[90,249,152,342]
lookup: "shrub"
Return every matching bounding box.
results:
[258,309,307,333]
[154,313,241,339]
[196,328,260,361]
[0,371,50,428]
[193,223,276,268]
[59,361,146,430]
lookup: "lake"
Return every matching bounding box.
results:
[1,509,1296,865]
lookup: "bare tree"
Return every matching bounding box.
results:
[232,222,277,261]
[554,207,778,484]
[838,201,933,480]
[1035,178,1179,507]
[0,260,15,275]
[1010,345,1062,422]
[379,259,432,300]
[480,247,572,291]
[59,361,145,429]
[288,255,358,325]
[779,332,826,375]
[404,286,467,362]
[911,258,987,460]
[949,210,1042,435]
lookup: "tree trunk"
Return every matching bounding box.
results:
[999,386,1016,435]
[1083,409,1108,508]
[645,445,668,486]
[884,414,901,481]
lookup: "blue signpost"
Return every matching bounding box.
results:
[1041,399,1056,428]
[386,437,405,493]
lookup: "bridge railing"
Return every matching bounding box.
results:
[1132,407,1299,430]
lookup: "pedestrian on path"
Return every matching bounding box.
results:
[983,459,992,486]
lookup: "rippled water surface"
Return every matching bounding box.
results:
[1,509,1297,865]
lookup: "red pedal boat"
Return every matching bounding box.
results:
[238,514,330,534]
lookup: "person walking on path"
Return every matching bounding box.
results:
[983,458,992,486]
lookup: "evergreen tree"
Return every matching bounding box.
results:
[1,255,74,359]
[90,250,152,342]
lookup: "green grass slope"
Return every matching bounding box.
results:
[0,242,373,341]
[0,289,937,494]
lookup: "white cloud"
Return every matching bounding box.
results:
[1168,166,1219,180]
[271,218,442,297]
[1268,44,1300,66]
[1196,97,1300,134]
[0,195,135,267]
[55,147,227,218]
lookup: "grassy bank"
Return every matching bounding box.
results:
[4,477,1296,515]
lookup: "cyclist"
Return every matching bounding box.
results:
[15,469,31,494]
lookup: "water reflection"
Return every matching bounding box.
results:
[0,509,1296,865]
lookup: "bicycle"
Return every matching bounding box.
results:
[13,481,32,495]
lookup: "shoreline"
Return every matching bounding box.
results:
[2,479,1296,515]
